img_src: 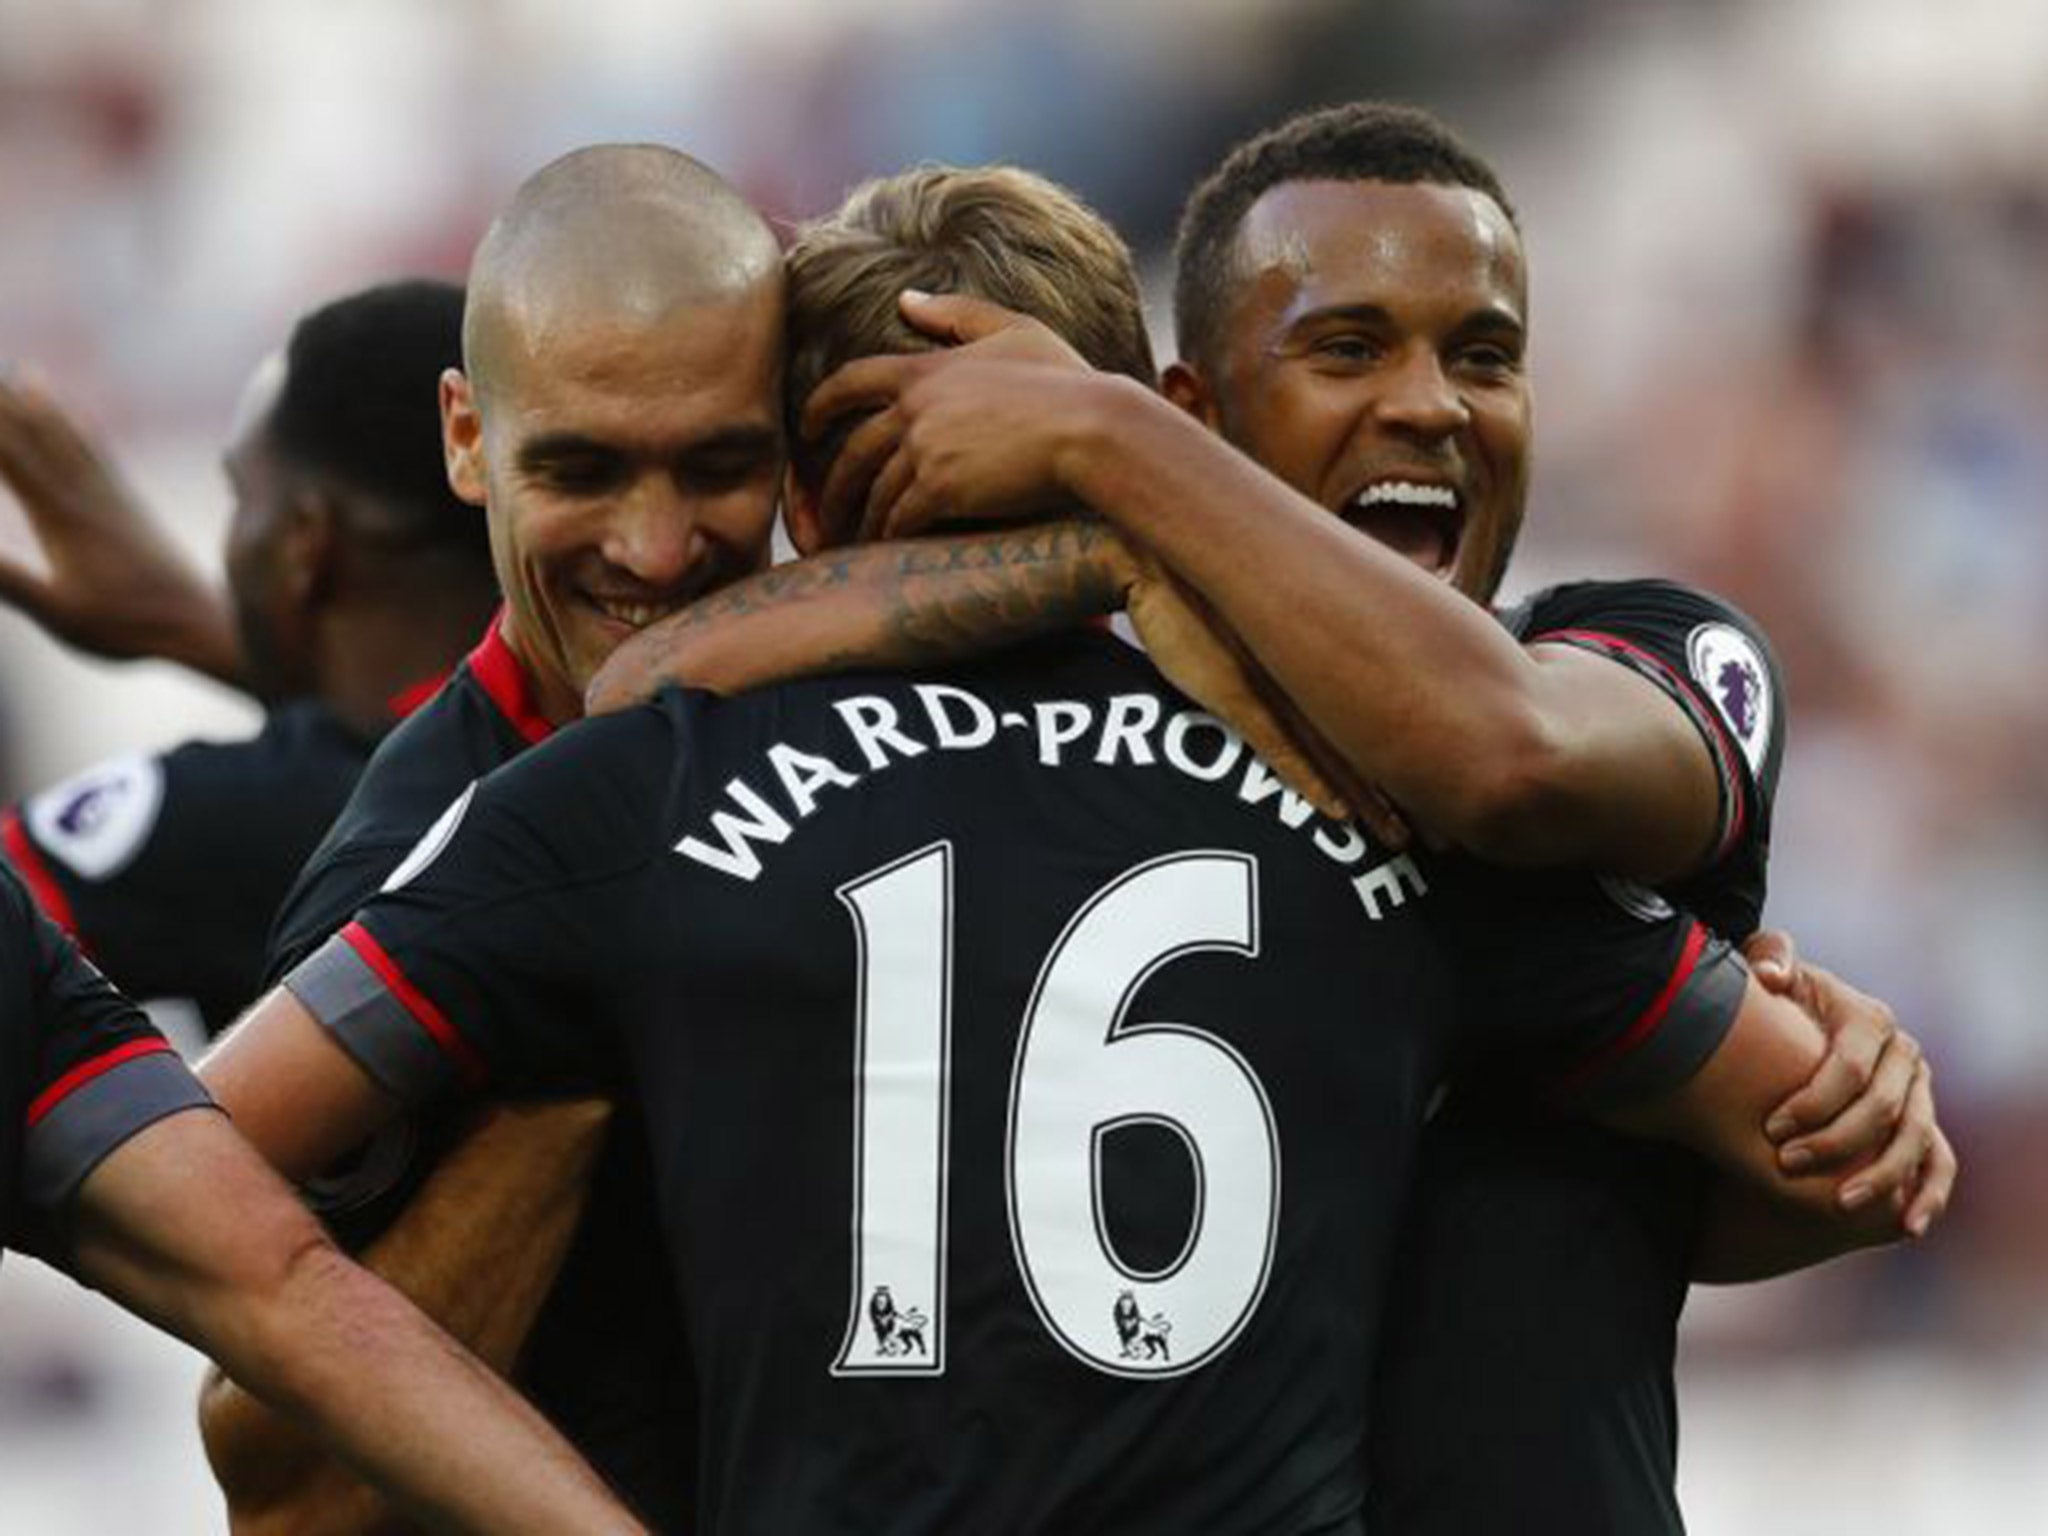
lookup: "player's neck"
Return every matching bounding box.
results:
[312,598,497,735]
[492,609,584,728]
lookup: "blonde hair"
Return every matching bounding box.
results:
[786,164,1155,487]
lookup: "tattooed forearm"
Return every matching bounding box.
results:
[881,521,1127,666]
[586,521,1134,712]
[648,551,863,632]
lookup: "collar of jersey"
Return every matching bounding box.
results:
[464,609,557,746]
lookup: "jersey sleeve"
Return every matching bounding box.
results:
[1437,860,1748,1115]
[2,754,167,956]
[280,709,675,1106]
[1,867,214,1255]
[1507,579,1785,883]
[2,713,365,1033]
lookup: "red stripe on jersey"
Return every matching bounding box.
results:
[1530,627,1749,859]
[26,1036,174,1129]
[339,921,489,1088]
[465,611,556,746]
[1548,920,1709,1102]
[2,806,84,944]
[385,670,450,720]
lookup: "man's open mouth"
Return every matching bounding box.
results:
[1344,480,1465,578]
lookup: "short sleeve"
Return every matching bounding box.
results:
[1436,860,1747,1114]
[281,710,674,1105]
[1510,579,1785,874]
[0,868,214,1250]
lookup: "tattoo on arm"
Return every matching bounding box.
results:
[674,521,1126,669]
[879,521,1126,665]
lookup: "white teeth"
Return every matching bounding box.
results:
[593,599,669,629]
[1352,481,1458,511]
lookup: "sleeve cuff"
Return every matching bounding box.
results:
[1550,925,1749,1112]
[284,926,480,1103]
[23,1048,216,1214]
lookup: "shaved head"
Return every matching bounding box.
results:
[439,142,785,725]
[463,143,782,399]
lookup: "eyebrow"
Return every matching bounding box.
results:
[1288,301,1526,338]
[515,422,781,473]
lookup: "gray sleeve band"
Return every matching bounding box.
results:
[284,935,458,1107]
[23,1054,216,1214]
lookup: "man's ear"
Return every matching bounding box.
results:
[279,488,338,609]
[1161,360,1222,430]
[782,463,826,557]
[440,368,489,506]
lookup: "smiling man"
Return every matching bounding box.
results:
[197,163,1927,1533]
[588,106,1946,1534]
[204,143,786,1535]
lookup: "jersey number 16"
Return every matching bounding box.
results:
[831,842,1280,1381]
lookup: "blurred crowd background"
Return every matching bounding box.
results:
[3,0,2044,1529]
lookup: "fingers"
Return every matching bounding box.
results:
[1778,1027,1921,1175]
[816,408,905,546]
[1742,928,1799,991]
[1834,1058,1941,1223]
[802,355,926,444]
[1903,1112,1956,1240]
[864,448,922,543]
[897,290,1036,344]
[1763,967,1895,1141]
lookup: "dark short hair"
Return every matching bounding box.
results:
[1173,102,1517,370]
[268,280,484,558]
[786,165,1156,490]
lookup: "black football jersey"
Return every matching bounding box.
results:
[1369,578,1787,1536]
[260,617,695,1530]
[1,700,382,1036]
[1,862,213,1269]
[285,630,1747,1535]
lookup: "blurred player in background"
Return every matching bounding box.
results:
[0,862,645,1534]
[595,107,1950,1532]
[201,143,785,1533]
[202,163,1934,1533]
[0,282,496,1036]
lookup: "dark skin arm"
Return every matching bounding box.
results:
[1597,968,1951,1268]
[1697,939,1950,1280]
[0,369,245,687]
[68,1107,641,1534]
[806,294,1722,880]
[197,1014,615,1536]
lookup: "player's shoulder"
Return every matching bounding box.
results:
[156,699,371,811]
[335,668,523,837]
[1503,575,1770,651]
[1508,576,1781,768]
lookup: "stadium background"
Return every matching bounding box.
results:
[1,0,2043,1528]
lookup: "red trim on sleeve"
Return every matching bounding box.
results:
[2,806,84,944]
[25,1036,174,1129]
[339,921,489,1088]
[465,611,557,747]
[1547,920,1709,1101]
[1530,627,1748,857]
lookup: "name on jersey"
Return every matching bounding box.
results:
[672,684,1426,919]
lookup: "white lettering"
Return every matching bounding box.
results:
[1352,856,1429,920]
[917,684,997,749]
[1162,711,1244,782]
[1236,757,1317,830]
[1094,693,1160,766]
[675,780,795,881]
[769,743,862,819]
[1033,701,1093,766]
[835,696,929,771]
[1312,821,1368,865]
